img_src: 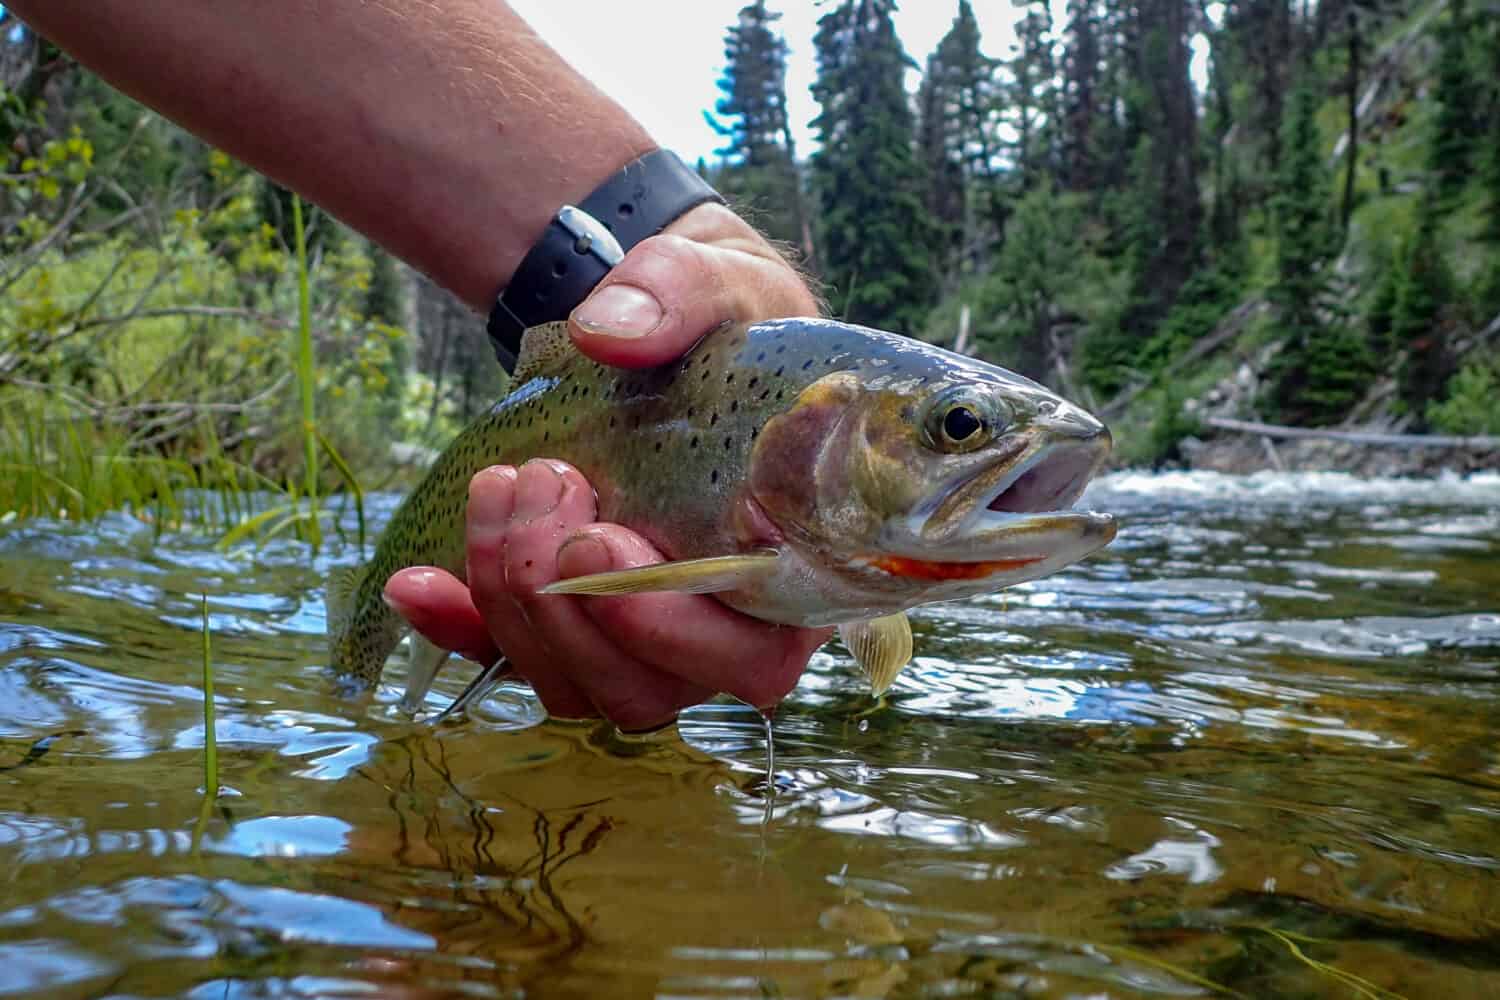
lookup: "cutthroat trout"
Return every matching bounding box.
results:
[327,317,1117,709]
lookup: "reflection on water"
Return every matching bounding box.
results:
[1,471,1498,998]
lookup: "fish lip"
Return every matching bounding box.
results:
[902,435,1114,560]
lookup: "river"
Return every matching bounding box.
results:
[1,470,1498,998]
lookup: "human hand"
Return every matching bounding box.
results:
[383,203,833,730]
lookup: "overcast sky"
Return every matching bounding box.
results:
[507,0,1032,164]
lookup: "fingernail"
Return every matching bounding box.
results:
[573,283,662,338]
[468,466,517,535]
[514,459,564,518]
[557,532,612,578]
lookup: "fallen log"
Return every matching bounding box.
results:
[1205,416,1500,450]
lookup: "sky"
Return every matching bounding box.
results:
[507,0,1033,164]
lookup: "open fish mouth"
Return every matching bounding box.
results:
[902,434,1116,568]
[985,439,1101,515]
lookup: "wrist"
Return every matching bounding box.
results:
[487,149,725,368]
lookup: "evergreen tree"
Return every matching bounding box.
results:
[1060,0,1103,193]
[1266,81,1371,425]
[976,181,1084,382]
[916,1,1000,282]
[1006,2,1060,189]
[1428,0,1480,200]
[1389,196,1458,420]
[709,2,808,255]
[810,0,936,331]
[1478,19,1500,315]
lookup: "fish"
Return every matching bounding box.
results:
[326,317,1117,712]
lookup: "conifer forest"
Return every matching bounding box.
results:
[2,1,1497,517]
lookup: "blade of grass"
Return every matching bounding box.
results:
[201,592,218,796]
[291,195,321,550]
[316,426,365,553]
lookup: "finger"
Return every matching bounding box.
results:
[557,526,833,709]
[501,460,711,730]
[463,464,594,720]
[569,211,817,369]
[382,566,499,666]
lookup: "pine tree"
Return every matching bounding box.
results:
[709,2,808,255]
[916,1,1000,282]
[1060,0,1103,192]
[1429,0,1479,200]
[1006,2,1059,189]
[1389,196,1458,420]
[810,0,937,331]
[1266,80,1371,425]
[1478,19,1500,315]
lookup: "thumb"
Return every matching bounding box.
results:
[567,232,729,369]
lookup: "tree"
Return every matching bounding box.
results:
[975,181,1086,383]
[1006,1,1060,189]
[810,0,936,331]
[708,2,809,257]
[1060,0,1103,193]
[916,1,1001,283]
[1389,196,1458,420]
[1265,81,1371,425]
[1428,0,1480,200]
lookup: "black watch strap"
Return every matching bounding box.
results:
[487,149,725,371]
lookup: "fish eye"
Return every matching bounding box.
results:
[924,389,1005,453]
[943,405,983,443]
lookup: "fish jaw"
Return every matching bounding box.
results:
[869,405,1116,599]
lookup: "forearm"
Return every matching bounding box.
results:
[9,1,656,310]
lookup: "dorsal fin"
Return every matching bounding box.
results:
[325,564,366,637]
[513,321,578,382]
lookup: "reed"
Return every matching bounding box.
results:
[200,593,218,796]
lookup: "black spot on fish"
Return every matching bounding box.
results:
[802,360,813,370]
[690,436,698,449]
[756,352,765,363]
[687,407,695,418]
[710,411,718,426]
[654,441,663,453]
[774,366,784,377]
[776,344,785,354]
[710,469,719,485]
[730,400,739,413]
[759,389,770,401]
[748,377,758,389]
[726,373,735,385]
[724,435,732,450]
[609,417,616,429]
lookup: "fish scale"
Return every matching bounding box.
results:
[327,317,1116,705]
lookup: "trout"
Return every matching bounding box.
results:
[327,317,1117,710]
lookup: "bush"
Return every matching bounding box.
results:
[1426,353,1500,436]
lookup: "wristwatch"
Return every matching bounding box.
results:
[486,149,725,371]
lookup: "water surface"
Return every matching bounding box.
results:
[2,471,1498,998]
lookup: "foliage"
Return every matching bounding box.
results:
[970,182,1087,379]
[917,0,1001,281]
[708,1,806,252]
[1265,79,1371,425]
[1388,195,1458,419]
[1,52,414,526]
[1425,352,1500,435]
[810,0,937,332]
[1428,0,1481,200]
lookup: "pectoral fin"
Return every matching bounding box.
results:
[400,633,451,713]
[540,550,781,596]
[838,613,913,696]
